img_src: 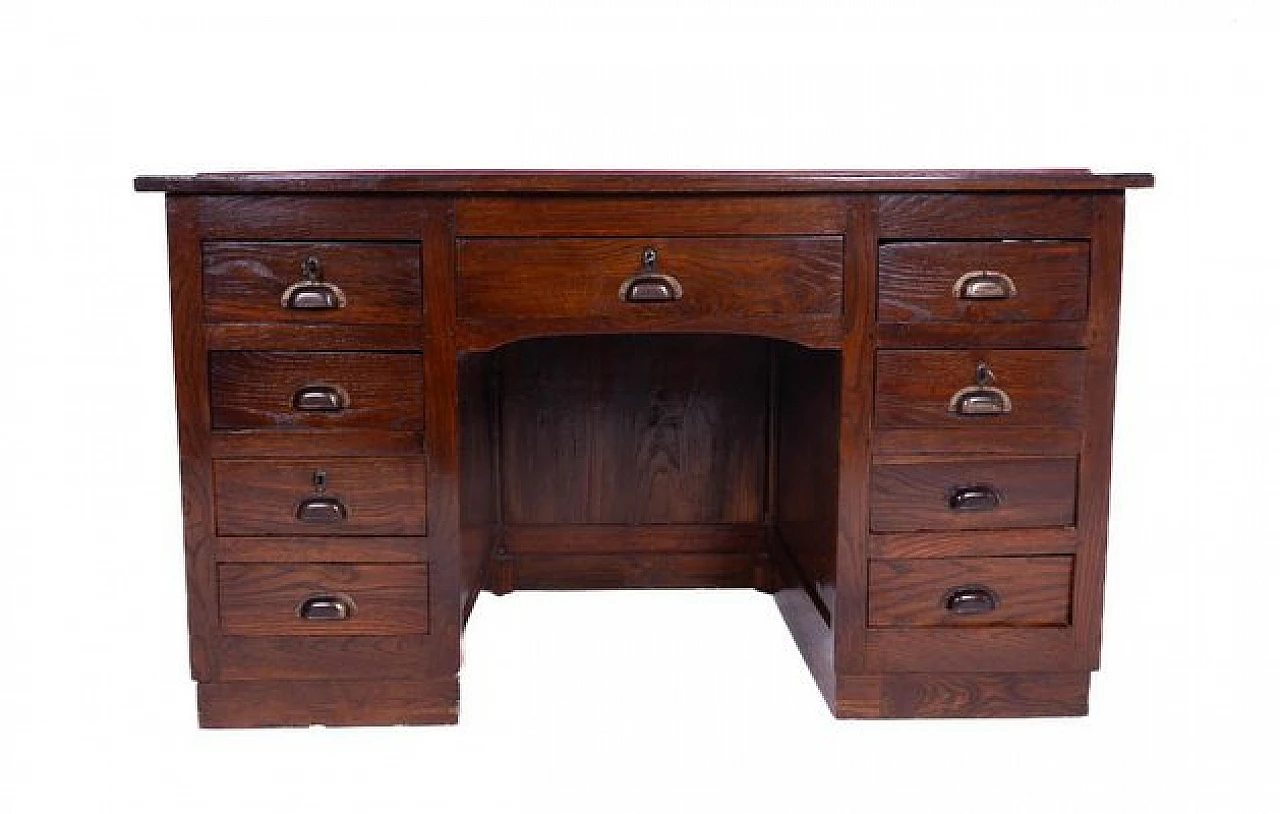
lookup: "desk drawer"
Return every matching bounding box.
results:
[203,241,422,324]
[210,352,423,431]
[878,241,1089,325]
[869,556,1073,627]
[875,349,1085,429]
[456,237,843,322]
[219,563,429,636]
[870,457,1077,532]
[214,459,427,536]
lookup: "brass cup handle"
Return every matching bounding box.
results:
[298,595,354,621]
[292,385,346,413]
[949,485,1001,512]
[944,586,999,616]
[281,281,347,310]
[949,385,1013,416]
[296,496,348,523]
[619,273,684,303]
[953,271,1017,300]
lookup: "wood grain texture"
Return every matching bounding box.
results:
[216,636,436,681]
[866,626,1077,672]
[835,195,879,677]
[869,456,1078,532]
[203,241,422,324]
[875,349,1086,429]
[210,429,424,458]
[137,169,1154,195]
[219,563,429,635]
[876,321,1087,349]
[836,672,1089,718]
[209,351,423,430]
[213,458,427,536]
[196,195,432,240]
[214,536,428,563]
[868,556,1074,627]
[508,552,758,589]
[872,426,1081,457]
[498,335,769,524]
[165,196,219,682]
[775,343,841,617]
[878,194,1094,238]
[458,352,497,620]
[878,241,1089,324]
[458,237,843,320]
[197,678,459,727]
[206,323,423,351]
[502,523,767,554]
[455,195,847,235]
[869,528,1078,559]
[1072,193,1126,671]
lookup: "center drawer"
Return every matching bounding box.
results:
[456,237,844,322]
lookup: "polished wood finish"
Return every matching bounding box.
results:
[139,169,1149,726]
[213,458,427,536]
[209,351,423,431]
[868,556,1074,627]
[875,349,1086,429]
[136,169,1154,194]
[219,563,430,635]
[203,241,422,324]
[869,456,1078,532]
[457,237,843,322]
[878,241,1089,325]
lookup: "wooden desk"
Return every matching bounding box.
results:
[135,170,1153,726]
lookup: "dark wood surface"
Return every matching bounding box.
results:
[874,349,1086,429]
[140,170,1149,726]
[213,458,427,536]
[136,169,1154,194]
[878,241,1089,324]
[457,237,844,321]
[868,556,1074,627]
[218,563,430,636]
[869,456,1078,532]
[209,351,423,430]
[203,241,422,324]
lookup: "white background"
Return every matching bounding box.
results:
[2,1,1277,811]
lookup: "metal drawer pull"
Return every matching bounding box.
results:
[619,247,683,303]
[949,361,1012,416]
[298,595,354,621]
[281,256,347,310]
[944,586,999,616]
[949,486,1001,512]
[292,385,346,412]
[953,270,1017,300]
[296,496,348,523]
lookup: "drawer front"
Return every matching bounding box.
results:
[219,564,429,635]
[214,459,427,536]
[456,237,844,321]
[875,349,1085,429]
[203,241,422,324]
[210,352,423,431]
[878,241,1089,324]
[870,457,1077,532]
[869,556,1073,627]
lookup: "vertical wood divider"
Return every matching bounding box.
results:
[422,199,463,672]
[835,195,878,680]
[1073,193,1127,670]
[167,194,218,682]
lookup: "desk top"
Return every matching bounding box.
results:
[134,169,1155,194]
